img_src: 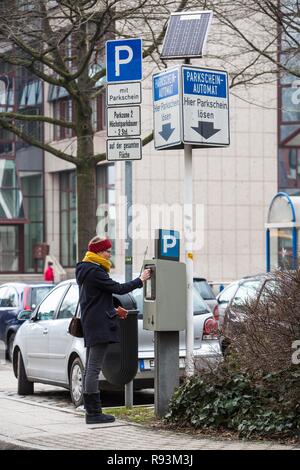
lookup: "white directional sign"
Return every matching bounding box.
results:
[153,67,181,149]
[107,106,141,137]
[107,138,142,161]
[182,65,230,146]
[107,82,141,106]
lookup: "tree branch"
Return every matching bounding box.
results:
[0,117,77,166]
[0,111,75,129]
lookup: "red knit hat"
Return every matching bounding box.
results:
[88,237,112,253]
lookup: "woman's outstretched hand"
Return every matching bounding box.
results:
[140,269,151,283]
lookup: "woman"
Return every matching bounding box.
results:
[75,235,151,424]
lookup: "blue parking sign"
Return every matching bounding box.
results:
[156,229,180,261]
[106,38,142,83]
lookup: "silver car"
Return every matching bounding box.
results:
[217,274,269,354]
[193,277,219,320]
[13,278,221,407]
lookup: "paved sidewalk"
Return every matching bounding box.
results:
[0,393,298,450]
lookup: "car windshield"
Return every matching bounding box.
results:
[193,286,210,313]
[232,280,262,306]
[131,282,209,315]
[218,283,238,304]
[194,279,215,300]
[31,286,54,309]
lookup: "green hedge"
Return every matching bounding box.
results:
[165,365,300,438]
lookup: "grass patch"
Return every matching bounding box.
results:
[103,405,158,425]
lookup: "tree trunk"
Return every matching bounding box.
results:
[76,159,97,261]
[76,90,97,260]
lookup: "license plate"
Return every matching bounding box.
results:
[139,359,154,371]
[139,358,185,371]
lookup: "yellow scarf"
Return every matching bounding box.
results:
[82,251,112,272]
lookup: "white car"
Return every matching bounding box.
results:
[13,278,221,407]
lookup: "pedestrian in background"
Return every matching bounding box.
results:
[44,261,54,282]
[75,235,151,424]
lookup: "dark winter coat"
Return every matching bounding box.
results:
[75,262,143,347]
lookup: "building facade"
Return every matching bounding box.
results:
[0,8,298,281]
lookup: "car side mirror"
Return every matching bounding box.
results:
[17,310,32,321]
[31,311,41,322]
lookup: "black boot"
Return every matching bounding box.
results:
[83,393,115,424]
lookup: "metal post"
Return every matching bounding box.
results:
[292,226,297,270]
[125,160,134,407]
[184,142,194,377]
[183,57,194,377]
[266,228,270,272]
[154,331,179,417]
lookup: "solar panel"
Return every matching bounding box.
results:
[161,11,213,59]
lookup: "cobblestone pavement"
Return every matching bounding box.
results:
[0,395,297,450]
[0,361,153,410]
[0,362,298,451]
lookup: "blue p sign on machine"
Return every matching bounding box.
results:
[106,38,143,83]
[156,229,180,262]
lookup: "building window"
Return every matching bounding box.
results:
[0,72,15,155]
[19,80,42,108]
[19,171,44,272]
[96,163,115,261]
[92,93,106,131]
[278,2,300,194]
[0,226,19,272]
[60,171,77,267]
[279,148,300,193]
[53,97,73,140]
[16,108,43,150]
[0,159,24,219]
[0,75,14,110]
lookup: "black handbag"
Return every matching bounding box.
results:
[69,270,97,338]
[68,316,83,338]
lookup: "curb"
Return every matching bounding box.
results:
[0,436,51,450]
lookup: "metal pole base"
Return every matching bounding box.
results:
[154,331,180,418]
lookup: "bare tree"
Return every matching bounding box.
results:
[0,0,298,259]
[198,0,300,88]
[0,0,186,259]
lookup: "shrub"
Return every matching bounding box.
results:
[165,364,300,438]
[165,270,300,439]
[225,269,300,373]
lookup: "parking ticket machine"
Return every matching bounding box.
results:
[143,258,186,331]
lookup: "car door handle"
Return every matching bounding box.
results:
[43,328,48,335]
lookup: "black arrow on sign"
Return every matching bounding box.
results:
[159,123,175,142]
[191,121,221,140]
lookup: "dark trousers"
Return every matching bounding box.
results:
[83,343,109,394]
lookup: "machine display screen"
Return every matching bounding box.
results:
[144,264,156,300]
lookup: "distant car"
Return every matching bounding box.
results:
[193,277,219,320]
[13,278,222,407]
[217,281,240,327]
[218,274,269,354]
[0,282,55,361]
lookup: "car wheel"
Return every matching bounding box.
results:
[7,333,16,363]
[69,357,84,407]
[17,351,34,395]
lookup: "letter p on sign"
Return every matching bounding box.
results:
[106,38,142,83]
[157,229,180,261]
[115,46,133,77]
[163,235,176,254]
